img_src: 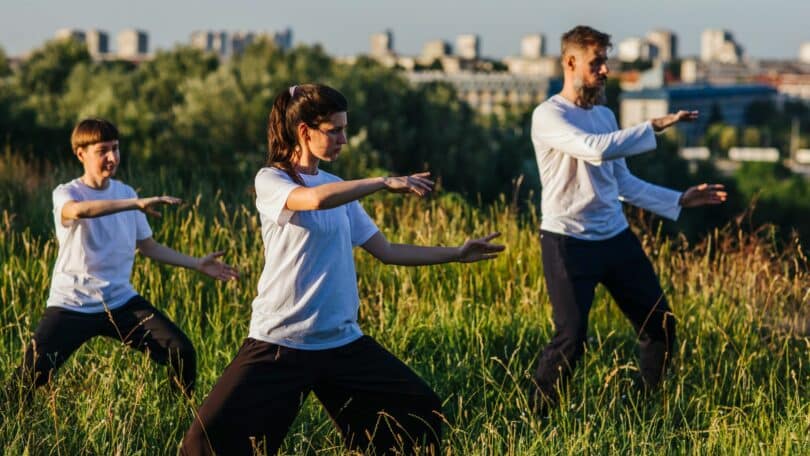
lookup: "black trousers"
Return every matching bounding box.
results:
[534,229,676,403]
[11,295,196,396]
[181,336,442,456]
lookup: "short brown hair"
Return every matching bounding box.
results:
[561,25,612,57]
[70,118,119,153]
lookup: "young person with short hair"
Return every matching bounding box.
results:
[9,118,239,399]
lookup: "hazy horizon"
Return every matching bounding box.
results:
[1,0,808,60]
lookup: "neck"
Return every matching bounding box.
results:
[560,79,601,109]
[80,174,110,189]
[294,153,320,175]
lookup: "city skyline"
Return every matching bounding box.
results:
[0,0,807,59]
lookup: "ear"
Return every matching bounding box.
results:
[296,122,310,143]
[75,147,86,163]
[564,53,577,72]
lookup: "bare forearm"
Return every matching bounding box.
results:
[139,242,200,271]
[290,177,386,210]
[378,243,460,266]
[62,199,139,220]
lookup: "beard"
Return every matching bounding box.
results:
[573,76,606,109]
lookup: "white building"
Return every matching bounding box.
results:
[54,28,86,42]
[85,29,109,58]
[117,28,148,58]
[618,37,658,62]
[646,29,677,62]
[800,42,810,64]
[456,34,480,60]
[520,34,545,59]
[370,30,394,58]
[701,29,743,63]
[406,71,560,115]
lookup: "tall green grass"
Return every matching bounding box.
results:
[0,158,808,454]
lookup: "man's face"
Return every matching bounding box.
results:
[575,45,609,88]
[568,44,609,107]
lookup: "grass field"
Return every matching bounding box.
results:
[0,161,808,455]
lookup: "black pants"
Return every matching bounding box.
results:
[181,336,442,456]
[534,229,676,403]
[10,295,196,396]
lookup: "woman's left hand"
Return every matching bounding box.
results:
[456,232,505,263]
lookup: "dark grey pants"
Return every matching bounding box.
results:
[534,229,676,404]
[11,295,196,396]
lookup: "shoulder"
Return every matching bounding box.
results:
[256,167,294,185]
[534,96,570,120]
[53,179,81,199]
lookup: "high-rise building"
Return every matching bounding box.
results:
[520,34,545,59]
[231,31,256,55]
[422,40,452,62]
[54,28,86,43]
[701,29,743,63]
[456,34,480,59]
[800,42,810,64]
[370,30,394,58]
[117,28,148,58]
[618,37,658,62]
[85,29,109,58]
[646,29,677,62]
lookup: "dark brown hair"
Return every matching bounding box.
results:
[560,25,612,57]
[267,83,348,184]
[70,118,119,153]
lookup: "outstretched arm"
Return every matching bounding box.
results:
[285,173,434,211]
[532,106,699,163]
[135,237,239,281]
[361,231,504,266]
[61,196,181,224]
[678,183,727,208]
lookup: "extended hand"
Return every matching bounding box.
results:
[456,232,505,263]
[136,196,182,217]
[651,110,699,132]
[678,183,727,208]
[383,172,434,197]
[197,251,240,281]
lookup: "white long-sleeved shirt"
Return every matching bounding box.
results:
[531,94,682,240]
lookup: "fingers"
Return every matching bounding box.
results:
[480,232,502,243]
[208,250,226,259]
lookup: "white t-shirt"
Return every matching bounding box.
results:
[249,167,379,350]
[531,94,682,240]
[46,178,152,313]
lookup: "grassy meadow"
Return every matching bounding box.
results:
[0,156,808,455]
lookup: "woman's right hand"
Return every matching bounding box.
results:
[382,172,435,197]
[136,196,182,217]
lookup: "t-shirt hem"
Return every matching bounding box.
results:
[540,220,629,241]
[247,331,364,351]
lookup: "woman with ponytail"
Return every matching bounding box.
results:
[181,84,503,455]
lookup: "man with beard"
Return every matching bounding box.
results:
[529,25,727,412]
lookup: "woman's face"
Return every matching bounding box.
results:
[303,111,348,162]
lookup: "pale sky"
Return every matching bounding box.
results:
[0,0,808,59]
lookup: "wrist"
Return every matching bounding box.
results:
[677,192,685,206]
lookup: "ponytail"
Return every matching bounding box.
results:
[266,84,348,185]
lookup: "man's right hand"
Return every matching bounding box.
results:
[651,110,699,132]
